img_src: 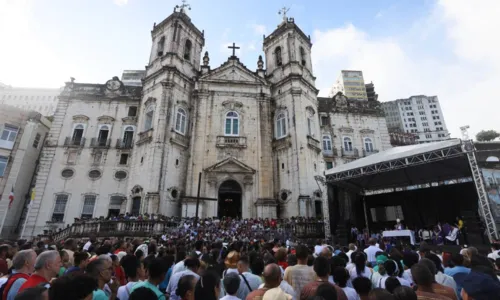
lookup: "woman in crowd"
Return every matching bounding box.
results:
[176,274,197,300]
[349,253,372,280]
[194,270,220,300]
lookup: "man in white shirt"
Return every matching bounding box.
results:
[117,255,145,300]
[166,257,200,300]
[346,244,357,263]
[363,238,382,265]
[220,273,242,300]
[488,243,500,260]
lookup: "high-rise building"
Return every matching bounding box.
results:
[365,82,378,101]
[329,70,368,101]
[381,95,449,144]
[121,70,145,87]
[0,83,62,116]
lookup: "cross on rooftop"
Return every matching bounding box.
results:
[228,42,240,57]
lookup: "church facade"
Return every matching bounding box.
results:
[23,8,337,236]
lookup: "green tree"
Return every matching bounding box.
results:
[476,130,500,141]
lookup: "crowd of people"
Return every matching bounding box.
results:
[0,231,499,300]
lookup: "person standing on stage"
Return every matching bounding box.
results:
[394,219,404,231]
[455,216,467,245]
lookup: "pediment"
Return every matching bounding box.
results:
[200,60,267,85]
[204,157,256,174]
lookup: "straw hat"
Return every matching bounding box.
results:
[224,251,240,269]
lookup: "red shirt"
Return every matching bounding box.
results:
[18,274,49,292]
[115,266,126,286]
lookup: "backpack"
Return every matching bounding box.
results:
[0,273,30,300]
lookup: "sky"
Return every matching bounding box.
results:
[0,0,498,139]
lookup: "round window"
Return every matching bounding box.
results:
[171,189,178,199]
[88,169,102,179]
[61,169,74,179]
[280,192,288,201]
[115,171,127,180]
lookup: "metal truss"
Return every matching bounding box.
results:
[326,144,464,183]
[463,140,499,241]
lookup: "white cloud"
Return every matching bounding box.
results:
[251,24,266,35]
[113,0,128,6]
[311,0,500,139]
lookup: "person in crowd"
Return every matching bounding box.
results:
[0,245,11,276]
[364,239,382,266]
[444,253,470,277]
[368,288,395,300]
[166,257,200,300]
[300,256,347,300]
[332,266,359,300]
[276,248,288,273]
[369,253,388,287]
[2,249,36,300]
[130,257,168,300]
[352,277,371,300]
[48,273,97,300]
[194,240,204,258]
[346,244,357,263]
[65,252,89,275]
[377,259,411,288]
[113,240,127,255]
[401,252,419,285]
[411,263,454,300]
[18,250,60,292]
[455,269,500,300]
[384,277,401,294]
[425,254,457,292]
[83,236,96,252]
[221,272,241,300]
[283,245,315,296]
[392,286,417,300]
[57,250,69,277]
[262,287,293,300]
[349,252,372,280]
[247,264,286,300]
[315,283,338,300]
[86,255,119,300]
[128,287,158,300]
[13,285,48,300]
[63,239,76,266]
[237,256,263,294]
[175,274,197,300]
[117,254,146,300]
[194,270,220,300]
[159,254,175,291]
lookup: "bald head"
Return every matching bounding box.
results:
[263,263,281,288]
[321,247,332,258]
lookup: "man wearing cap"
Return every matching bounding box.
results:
[458,271,500,300]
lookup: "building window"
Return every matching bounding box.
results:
[274,46,282,66]
[276,113,287,139]
[364,138,374,152]
[320,116,328,126]
[144,106,154,131]
[343,137,353,151]
[72,124,84,144]
[119,153,129,165]
[114,171,127,180]
[299,46,306,66]
[61,168,74,179]
[322,135,332,151]
[425,134,432,139]
[128,106,137,117]
[52,194,68,222]
[326,161,333,169]
[88,169,102,180]
[175,108,187,135]
[157,36,165,57]
[0,125,18,148]
[0,156,7,177]
[184,39,192,60]
[32,133,41,148]
[123,126,134,148]
[81,195,96,219]
[224,111,239,136]
[97,125,110,146]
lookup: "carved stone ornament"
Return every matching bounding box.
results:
[207,175,217,186]
[243,175,254,186]
[222,100,243,110]
[279,189,292,203]
[97,115,116,124]
[257,55,264,70]
[105,76,122,91]
[144,97,157,108]
[339,126,354,133]
[305,106,315,116]
[360,129,375,134]
[203,51,210,66]
[72,115,90,123]
[335,93,348,107]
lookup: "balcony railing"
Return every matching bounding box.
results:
[363,149,379,157]
[323,147,338,157]
[116,139,134,149]
[341,147,359,157]
[307,135,321,153]
[216,136,247,148]
[170,131,189,148]
[90,138,111,148]
[64,137,86,147]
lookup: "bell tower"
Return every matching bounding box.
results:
[264,10,323,218]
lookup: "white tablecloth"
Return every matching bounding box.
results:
[382,230,416,245]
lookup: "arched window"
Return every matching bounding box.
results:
[364,138,374,152]
[224,111,239,136]
[276,113,287,139]
[184,39,192,60]
[299,47,306,66]
[343,137,353,151]
[71,124,84,145]
[144,106,154,131]
[175,108,187,135]
[157,36,165,57]
[275,46,282,66]
[97,125,110,146]
[322,135,332,151]
[123,126,134,148]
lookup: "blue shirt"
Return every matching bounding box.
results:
[93,289,109,300]
[444,266,470,277]
[159,267,173,291]
[131,280,166,300]
[166,270,199,300]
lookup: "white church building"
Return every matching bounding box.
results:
[22,7,391,237]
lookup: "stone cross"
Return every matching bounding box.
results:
[228,43,240,57]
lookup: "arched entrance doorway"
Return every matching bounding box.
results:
[218,180,242,218]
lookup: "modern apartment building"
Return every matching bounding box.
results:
[0,83,62,116]
[381,95,449,144]
[329,70,368,101]
[0,104,50,238]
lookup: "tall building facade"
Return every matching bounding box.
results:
[0,105,50,238]
[329,70,368,101]
[23,7,326,237]
[0,84,62,116]
[381,95,449,144]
